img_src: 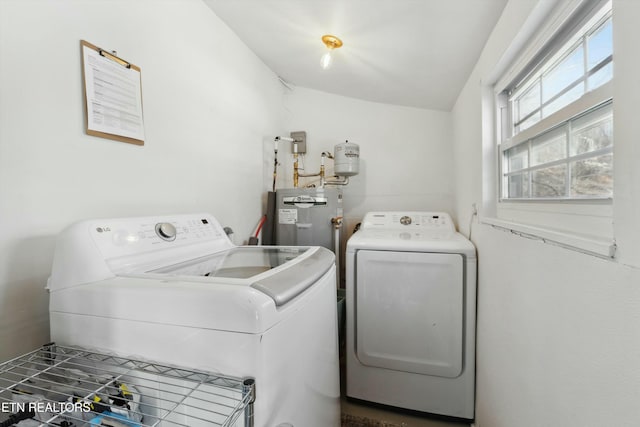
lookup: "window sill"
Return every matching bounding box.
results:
[480,217,616,259]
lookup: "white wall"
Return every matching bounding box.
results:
[452,1,640,426]
[278,87,453,236]
[0,0,284,361]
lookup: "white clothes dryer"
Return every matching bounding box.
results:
[345,211,476,420]
[47,213,340,427]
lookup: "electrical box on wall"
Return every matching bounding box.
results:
[290,131,307,154]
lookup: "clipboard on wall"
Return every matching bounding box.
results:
[80,40,145,146]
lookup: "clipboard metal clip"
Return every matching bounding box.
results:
[99,49,131,69]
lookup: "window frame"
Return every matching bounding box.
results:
[497,0,613,203]
[485,0,616,258]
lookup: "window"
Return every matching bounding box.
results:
[504,101,612,199]
[500,1,613,201]
[484,0,616,257]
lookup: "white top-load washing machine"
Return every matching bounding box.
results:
[345,212,476,420]
[47,213,340,427]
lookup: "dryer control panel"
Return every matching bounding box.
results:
[361,211,455,231]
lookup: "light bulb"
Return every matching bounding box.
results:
[320,50,332,69]
[320,35,342,70]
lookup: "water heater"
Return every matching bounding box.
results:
[334,140,359,177]
[275,187,343,251]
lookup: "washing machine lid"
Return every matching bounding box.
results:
[49,213,337,333]
[142,246,335,307]
[50,246,334,333]
[148,246,307,278]
[48,213,335,306]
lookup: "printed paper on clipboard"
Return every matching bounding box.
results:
[81,40,145,145]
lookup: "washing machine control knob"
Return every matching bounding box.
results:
[400,216,412,225]
[155,222,177,241]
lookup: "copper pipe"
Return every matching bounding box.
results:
[293,143,299,188]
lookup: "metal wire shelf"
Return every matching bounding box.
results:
[0,343,255,427]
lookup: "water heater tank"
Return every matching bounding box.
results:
[334,140,360,176]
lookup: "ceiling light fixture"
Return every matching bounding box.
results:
[320,34,343,70]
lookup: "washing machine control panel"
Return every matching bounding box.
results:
[155,222,177,241]
[87,213,230,260]
[361,212,455,231]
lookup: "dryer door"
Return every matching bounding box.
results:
[355,250,464,378]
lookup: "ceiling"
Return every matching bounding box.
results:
[203,0,508,111]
